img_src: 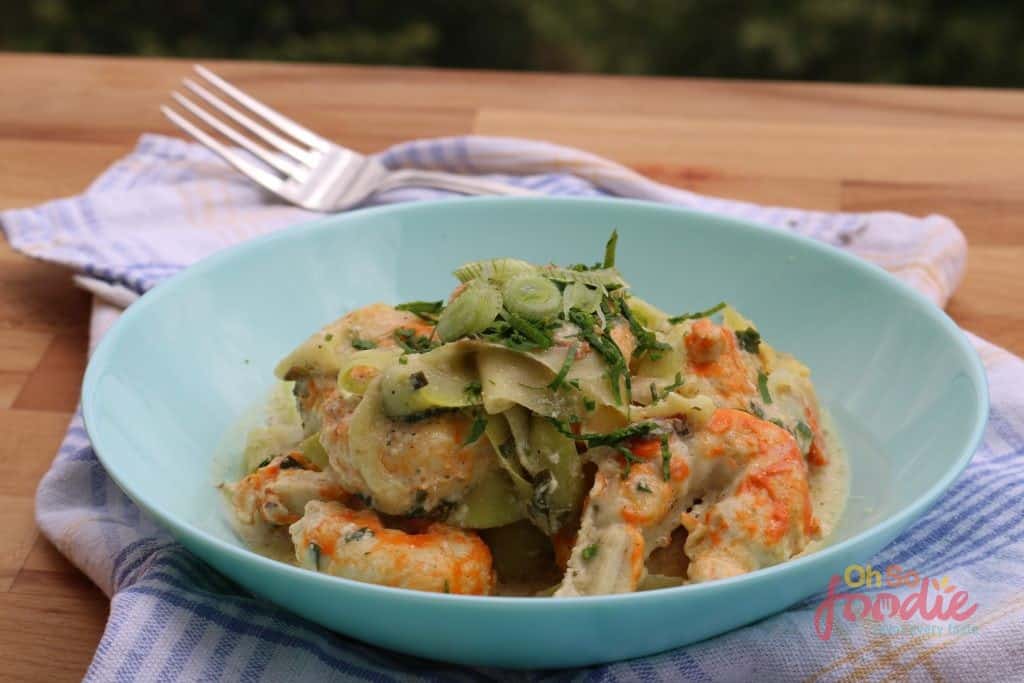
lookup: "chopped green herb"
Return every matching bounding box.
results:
[504,311,554,349]
[637,480,653,493]
[748,401,766,419]
[324,333,334,342]
[463,381,482,402]
[615,444,642,477]
[257,456,272,469]
[620,298,671,361]
[581,544,599,561]
[650,382,659,404]
[279,455,303,470]
[548,418,658,447]
[351,337,376,350]
[770,418,789,432]
[344,527,373,543]
[660,434,672,481]
[395,300,444,322]
[603,230,619,269]
[569,308,631,405]
[547,341,579,391]
[757,371,773,404]
[463,412,488,446]
[654,372,685,403]
[796,421,814,441]
[735,327,761,354]
[409,371,429,390]
[398,354,409,365]
[668,302,727,325]
[583,396,597,411]
[393,327,437,354]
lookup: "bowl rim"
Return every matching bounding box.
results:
[81,195,990,608]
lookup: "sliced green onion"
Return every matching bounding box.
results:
[504,310,554,349]
[453,258,534,284]
[436,281,503,342]
[563,281,603,314]
[502,273,562,321]
[542,266,626,289]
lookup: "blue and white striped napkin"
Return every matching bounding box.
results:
[4,134,1023,681]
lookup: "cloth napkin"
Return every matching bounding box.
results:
[4,134,1023,682]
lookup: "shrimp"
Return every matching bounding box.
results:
[683,408,819,581]
[319,378,493,516]
[223,453,346,552]
[280,303,435,432]
[556,409,819,595]
[291,500,496,595]
[683,318,757,408]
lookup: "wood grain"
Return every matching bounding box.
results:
[0,53,1020,680]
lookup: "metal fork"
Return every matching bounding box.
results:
[161,65,536,211]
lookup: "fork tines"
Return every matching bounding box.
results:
[161,65,329,192]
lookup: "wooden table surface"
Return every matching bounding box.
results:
[1,52,1021,680]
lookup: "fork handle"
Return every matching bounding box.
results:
[383,169,541,197]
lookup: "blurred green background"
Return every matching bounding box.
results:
[5,0,1023,87]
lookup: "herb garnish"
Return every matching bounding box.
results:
[324,333,334,342]
[344,527,373,543]
[463,381,482,402]
[614,444,643,477]
[409,371,429,390]
[393,327,437,353]
[257,456,272,469]
[569,309,630,405]
[603,230,619,269]
[351,337,376,350]
[463,412,488,446]
[620,298,671,361]
[548,417,659,447]
[547,341,579,391]
[757,371,773,404]
[581,544,599,561]
[395,300,444,322]
[735,327,761,354]
[651,372,685,404]
[796,421,813,441]
[668,301,727,325]
[583,397,596,411]
[504,311,554,350]
[660,434,672,481]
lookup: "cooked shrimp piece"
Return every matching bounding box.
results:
[223,453,346,552]
[556,409,819,595]
[684,318,758,408]
[291,500,496,595]
[684,408,818,581]
[556,429,690,596]
[320,378,493,516]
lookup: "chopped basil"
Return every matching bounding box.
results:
[668,302,727,325]
[735,327,761,354]
[748,401,766,419]
[351,337,376,350]
[620,298,671,361]
[615,444,642,477]
[660,434,672,481]
[395,300,444,322]
[796,421,814,441]
[393,327,438,354]
[583,397,596,411]
[462,412,488,446]
[757,371,773,404]
[547,341,579,391]
[324,333,334,342]
[547,417,659,447]
[569,308,631,405]
[581,544,599,561]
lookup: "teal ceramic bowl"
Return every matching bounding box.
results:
[82,197,987,668]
